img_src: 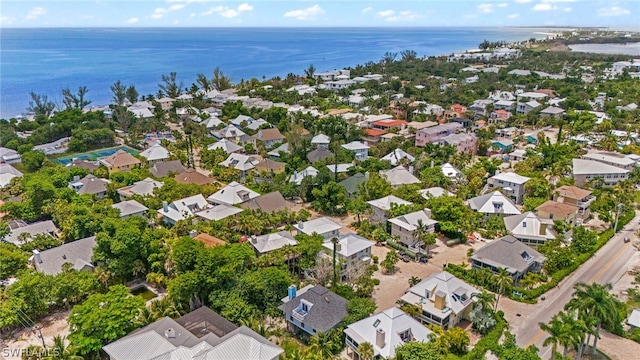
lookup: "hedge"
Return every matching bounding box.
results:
[461,312,507,360]
[386,239,418,260]
[448,209,634,303]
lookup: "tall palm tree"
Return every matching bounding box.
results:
[474,291,496,312]
[42,335,83,360]
[539,317,564,360]
[357,342,374,360]
[308,331,336,360]
[492,268,512,312]
[565,282,620,355]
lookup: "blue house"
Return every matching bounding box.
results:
[279,285,347,337]
[491,139,514,152]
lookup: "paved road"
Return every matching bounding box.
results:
[513,212,639,359]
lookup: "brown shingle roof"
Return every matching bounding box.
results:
[240,191,291,213]
[536,200,578,216]
[194,233,227,248]
[555,186,591,200]
[254,159,286,172]
[103,150,141,167]
[254,128,284,141]
[174,168,214,185]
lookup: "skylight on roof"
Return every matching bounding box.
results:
[373,319,381,327]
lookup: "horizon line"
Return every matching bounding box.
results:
[1,25,624,30]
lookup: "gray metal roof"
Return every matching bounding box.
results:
[6,220,59,245]
[33,235,96,275]
[150,160,186,178]
[471,235,546,274]
[278,285,348,333]
[112,200,149,218]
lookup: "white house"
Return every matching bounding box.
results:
[380,166,421,188]
[487,172,530,205]
[289,166,319,185]
[294,217,342,239]
[503,212,557,247]
[341,141,370,161]
[208,139,243,154]
[311,134,331,149]
[139,143,170,163]
[111,200,149,219]
[322,233,374,275]
[468,191,521,218]
[219,153,259,176]
[572,159,630,187]
[158,194,210,225]
[389,209,438,249]
[117,177,163,199]
[207,181,260,206]
[418,187,454,199]
[400,271,478,329]
[381,149,415,166]
[250,231,298,256]
[344,308,432,360]
[367,195,413,223]
[194,204,244,222]
[441,163,462,180]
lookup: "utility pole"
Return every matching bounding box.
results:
[614,203,623,233]
[332,237,338,290]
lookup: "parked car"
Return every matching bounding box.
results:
[624,237,631,243]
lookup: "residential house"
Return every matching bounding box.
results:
[415,123,462,147]
[344,307,432,360]
[139,144,170,163]
[220,153,259,176]
[194,204,244,222]
[389,209,438,249]
[380,166,421,188]
[342,141,370,161]
[250,231,298,256]
[441,162,462,180]
[240,191,292,213]
[516,100,541,115]
[439,133,477,155]
[367,195,413,223]
[158,194,210,225]
[307,148,333,163]
[111,200,149,219]
[400,271,478,329]
[290,166,319,185]
[230,114,255,127]
[364,128,388,144]
[117,177,163,199]
[536,200,579,225]
[627,309,640,330]
[254,128,285,149]
[149,160,186,178]
[207,138,243,154]
[508,149,527,162]
[491,139,514,152]
[581,151,637,170]
[211,125,248,144]
[489,110,512,124]
[6,220,59,246]
[493,100,515,111]
[174,168,215,186]
[372,119,408,133]
[279,285,348,337]
[504,212,557,246]
[156,97,174,111]
[446,104,467,119]
[65,159,100,172]
[468,191,521,218]
[68,174,111,198]
[0,147,21,164]
[254,158,286,174]
[103,306,283,360]
[207,181,259,206]
[468,99,493,118]
[471,235,546,283]
[322,233,374,276]
[32,235,96,275]
[99,150,141,172]
[419,187,454,199]
[540,106,565,119]
[268,143,290,159]
[311,134,331,149]
[572,159,630,187]
[294,217,342,239]
[381,149,415,166]
[554,185,595,225]
[487,172,530,205]
[339,172,369,198]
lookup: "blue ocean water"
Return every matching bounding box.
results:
[1,27,543,118]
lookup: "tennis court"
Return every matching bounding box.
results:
[54,146,139,165]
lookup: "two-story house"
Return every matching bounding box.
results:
[487,172,530,205]
[99,150,141,173]
[468,191,521,219]
[572,159,629,187]
[322,233,374,276]
[279,285,348,337]
[503,212,557,247]
[389,209,438,250]
[341,141,370,161]
[400,271,478,329]
[471,235,546,284]
[367,195,413,223]
[294,217,342,239]
[581,151,637,171]
[415,123,462,147]
[439,133,477,155]
[554,185,595,225]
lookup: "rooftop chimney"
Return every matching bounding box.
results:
[376,328,386,349]
[162,201,168,213]
[251,235,257,244]
[434,292,446,310]
[298,221,303,229]
[32,249,42,264]
[189,229,198,238]
[73,175,80,182]
[288,285,297,300]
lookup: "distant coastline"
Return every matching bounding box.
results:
[568,42,640,56]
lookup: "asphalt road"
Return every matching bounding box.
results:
[514,212,639,359]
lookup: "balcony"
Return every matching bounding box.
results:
[577,196,596,209]
[292,307,308,322]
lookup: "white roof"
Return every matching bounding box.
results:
[251,231,298,254]
[381,149,415,166]
[401,271,478,317]
[195,204,243,221]
[0,171,21,188]
[159,194,210,222]
[203,116,224,129]
[327,164,353,173]
[504,212,556,241]
[388,209,438,232]
[380,166,421,187]
[441,163,461,179]
[246,119,269,131]
[628,309,640,328]
[294,217,342,236]
[419,187,454,199]
[0,147,18,158]
[112,200,149,218]
[207,182,260,205]
[468,191,521,215]
[219,153,259,172]
[322,233,374,257]
[367,195,412,211]
[129,107,154,118]
[289,166,318,185]
[198,332,283,360]
[491,172,530,184]
[572,159,630,175]
[140,144,170,162]
[230,114,254,126]
[103,331,177,360]
[582,151,636,167]
[127,178,164,196]
[311,134,331,145]
[0,163,23,177]
[344,307,432,359]
[208,139,243,154]
[341,141,370,151]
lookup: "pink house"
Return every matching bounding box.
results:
[415,122,462,147]
[439,133,477,155]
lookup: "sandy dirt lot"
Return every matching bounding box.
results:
[1,310,70,360]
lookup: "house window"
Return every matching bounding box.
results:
[301,322,305,328]
[522,222,526,228]
[549,214,554,219]
[301,303,309,312]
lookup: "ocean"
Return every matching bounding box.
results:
[1,27,544,118]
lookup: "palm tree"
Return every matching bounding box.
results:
[43,335,83,360]
[539,317,564,360]
[565,282,620,355]
[408,276,421,287]
[94,266,111,288]
[357,342,374,360]
[474,291,496,312]
[308,331,335,360]
[492,268,512,312]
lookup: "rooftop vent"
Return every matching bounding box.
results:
[165,328,176,338]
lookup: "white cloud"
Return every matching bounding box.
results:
[598,6,630,16]
[361,7,373,13]
[385,10,418,22]
[283,4,325,20]
[1,15,16,25]
[238,3,253,12]
[564,7,571,12]
[167,0,221,3]
[201,3,253,18]
[514,0,533,3]
[151,4,185,19]
[498,3,508,8]
[541,0,574,3]
[507,13,520,18]
[533,3,555,11]
[126,17,139,24]
[478,3,494,13]
[376,10,395,17]
[220,9,239,18]
[26,7,46,20]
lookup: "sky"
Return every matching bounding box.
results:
[1,0,638,28]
